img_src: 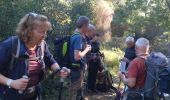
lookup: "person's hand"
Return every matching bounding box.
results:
[11,78,29,91]
[85,45,91,52]
[118,72,125,80]
[60,67,71,78]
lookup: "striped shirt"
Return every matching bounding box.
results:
[27,49,43,87]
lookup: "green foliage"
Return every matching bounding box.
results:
[1,0,170,99]
[69,0,95,32]
[100,37,126,50]
[112,0,170,55]
[112,0,170,38]
[0,0,96,99]
[42,74,70,100]
[102,48,124,76]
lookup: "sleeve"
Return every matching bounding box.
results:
[128,60,138,78]
[0,38,12,73]
[124,48,128,57]
[43,42,57,68]
[73,35,82,50]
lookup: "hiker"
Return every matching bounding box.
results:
[85,24,95,63]
[0,13,70,100]
[87,25,101,92]
[85,24,95,44]
[119,38,149,100]
[69,16,91,100]
[122,36,136,70]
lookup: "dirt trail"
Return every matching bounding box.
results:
[84,91,116,100]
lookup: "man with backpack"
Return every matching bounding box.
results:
[0,13,70,100]
[69,16,91,100]
[119,38,149,100]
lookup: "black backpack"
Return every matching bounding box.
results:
[54,33,80,68]
[95,54,117,93]
[96,70,117,92]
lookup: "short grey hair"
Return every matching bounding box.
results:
[88,24,96,31]
[135,38,149,49]
[125,36,134,43]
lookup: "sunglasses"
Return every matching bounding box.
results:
[26,12,38,22]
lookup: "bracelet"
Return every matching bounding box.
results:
[6,79,13,88]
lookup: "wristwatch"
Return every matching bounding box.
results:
[6,79,13,88]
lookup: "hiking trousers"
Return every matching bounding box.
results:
[69,70,84,100]
[87,60,99,90]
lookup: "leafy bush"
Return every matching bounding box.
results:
[42,72,70,100]
[101,48,124,76]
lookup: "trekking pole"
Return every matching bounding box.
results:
[59,76,64,100]
[118,79,121,91]
[115,79,122,100]
[58,67,71,100]
[18,75,28,94]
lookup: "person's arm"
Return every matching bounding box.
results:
[0,37,13,86]
[0,74,11,86]
[73,35,91,61]
[43,42,70,77]
[119,60,138,88]
[74,45,91,61]
[0,38,28,90]
[119,73,136,88]
[0,74,28,90]
[43,42,59,70]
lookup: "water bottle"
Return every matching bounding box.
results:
[18,75,28,94]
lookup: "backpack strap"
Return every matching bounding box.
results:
[28,41,45,61]
[71,32,80,37]
[9,36,20,70]
[40,40,45,60]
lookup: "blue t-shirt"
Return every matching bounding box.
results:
[70,32,86,69]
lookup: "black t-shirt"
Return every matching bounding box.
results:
[124,46,136,61]
[91,41,100,53]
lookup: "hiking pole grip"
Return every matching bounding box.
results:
[18,75,28,94]
[49,68,61,79]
